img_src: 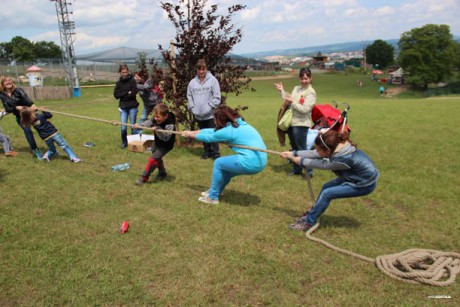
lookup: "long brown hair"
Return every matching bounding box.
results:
[20,107,35,128]
[315,130,356,157]
[213,105,243,130]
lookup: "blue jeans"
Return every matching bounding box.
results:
[45,132,78,161]
[287,126,308,174]
[306,178,377,225]
[139,105,154,123]
[208,155,262,200]
[120,107,140,146]
[16,116,38,151]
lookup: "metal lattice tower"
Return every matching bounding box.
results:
[51,0,80,93]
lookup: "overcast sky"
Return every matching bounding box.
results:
[0,0,458,56]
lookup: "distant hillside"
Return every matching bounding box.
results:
[239,36,460,59]
[239,40,399,59]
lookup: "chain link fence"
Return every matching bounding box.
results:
[0,59,144,100]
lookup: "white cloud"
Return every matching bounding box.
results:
[374,6,395,16]
[75,32,130,52]
[240,6,261,21]
[0,0,458,55]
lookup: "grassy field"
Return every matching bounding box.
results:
[0,72,459,305]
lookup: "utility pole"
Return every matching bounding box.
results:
[51,0,81,97]
[363,44,367,73]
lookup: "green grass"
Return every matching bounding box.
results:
[1,72,459,305]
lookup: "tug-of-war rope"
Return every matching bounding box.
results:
[41,108,460,286]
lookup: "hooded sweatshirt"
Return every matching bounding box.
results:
[187,71,221,121]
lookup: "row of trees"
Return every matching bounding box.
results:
[365,24,460,89]
[0,36,61,63]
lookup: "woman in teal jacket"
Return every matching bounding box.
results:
[182,105,267,205]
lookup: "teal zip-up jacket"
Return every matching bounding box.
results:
[196,118,267,172]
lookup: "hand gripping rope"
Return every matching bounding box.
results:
[40,107,460,286]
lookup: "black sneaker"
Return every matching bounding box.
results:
[212,153,221,160]
[201,153,211,159]
[157,172,167,179]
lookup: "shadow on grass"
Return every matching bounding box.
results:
[0,167,9,182]
[223,190,261,207]
[318,215,361,229]
[136,174,176,185]
[185,184,261,207]
[14,145,33,153]
[269,160,291,175]
[266,205,361,229]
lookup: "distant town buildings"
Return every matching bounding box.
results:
[261,50,364,70]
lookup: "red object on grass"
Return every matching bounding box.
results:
[120,221,129,234]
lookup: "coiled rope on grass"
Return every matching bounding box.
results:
[306,224,460,286]
[43,108,460,286]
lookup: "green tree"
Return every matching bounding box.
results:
[455,41,460,71]
[398,24,456,89]
[154,0,251,128]
[10,36,35,62]
[365,39,394,69]
[0,42,13,60]
[0,36,62,62]
[33,41,61,59]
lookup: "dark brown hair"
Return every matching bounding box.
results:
[299,67,312,78]
[213,104,243,130]
[314,130,355,157]
[118,63,129,73]
[153,103,169,116]
[136,64,149,82]
[196,59,207,69]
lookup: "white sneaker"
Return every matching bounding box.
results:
[72,158,81,163]
[198,196,219,205]
[43,154,50,162]
[201,189,224,197]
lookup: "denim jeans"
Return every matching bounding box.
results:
[208,155,262,200]
[45,132,78,161]
[306,177,377,226]
[139,105,154,123]
[0,130,13,153]
[120,107,140,146]
[15,116,38,151]
[197,118,219,156]
[287,126,308,174]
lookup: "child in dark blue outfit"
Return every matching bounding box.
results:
[20,106,80,163]
[133,103,175,185]
[281,130,379,231]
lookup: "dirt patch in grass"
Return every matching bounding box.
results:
[385,85,409,97]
